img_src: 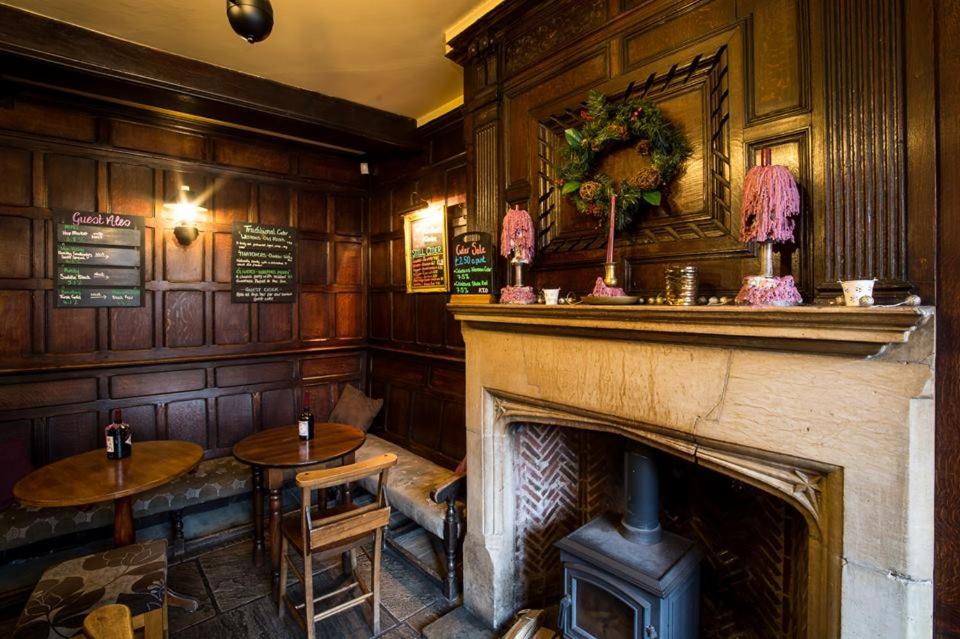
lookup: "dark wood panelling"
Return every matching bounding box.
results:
[0,147,32,206]
[366,110,467,470]
[164,291,205,347]
[936,1,960,635]
[0,86,370,482]
[449,0,935,303]
[110,368,206,398]
[110,120,205,160]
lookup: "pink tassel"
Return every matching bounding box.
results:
[501,207,535,262]
[740,165,800,243]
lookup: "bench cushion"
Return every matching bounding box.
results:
[354,434,458,538]
[14,539,167,639]
[1,456,251,553]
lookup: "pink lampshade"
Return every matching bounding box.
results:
[739,164,800,244]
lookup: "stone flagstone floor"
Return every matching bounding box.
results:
[167,536,459,638]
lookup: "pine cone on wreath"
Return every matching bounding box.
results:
[635,139,652,156]
[631,168,661,190]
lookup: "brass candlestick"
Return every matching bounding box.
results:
[603,262,618,287]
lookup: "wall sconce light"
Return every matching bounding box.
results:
[163,185,207,246]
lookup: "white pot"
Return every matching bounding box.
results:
[839,279,876,306]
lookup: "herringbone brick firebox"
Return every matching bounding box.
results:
[512,423,808,639]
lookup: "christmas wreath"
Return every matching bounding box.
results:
[558,89,691,230]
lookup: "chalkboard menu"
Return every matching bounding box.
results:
[231,222,297,303]
[55,210,144,308]
[451,232,494,296]
[403,206,449,294]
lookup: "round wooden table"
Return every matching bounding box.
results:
[233,423,366,584]
[13,440,203,547]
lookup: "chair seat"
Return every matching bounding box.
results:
[354,435,459,538]
[14,539,167,639]
[280,504,373,556]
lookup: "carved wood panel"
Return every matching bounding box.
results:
[0,88,368,479]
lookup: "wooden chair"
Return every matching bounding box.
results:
[83,604,135,639]
[278,453,397,639]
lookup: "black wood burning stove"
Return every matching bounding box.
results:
[557,448,700,639]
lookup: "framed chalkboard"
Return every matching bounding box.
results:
[403,205,449,294]
[54,210,144,308]
[450,231,495,302]
[231,222,297,303]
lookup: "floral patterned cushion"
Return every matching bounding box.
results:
[14,539,166,639]
[354,434,462,538]
[2,456,251,553]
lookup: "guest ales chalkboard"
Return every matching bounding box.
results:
[451,232,494,297]
[55,211,144,308]
[403,205,449,294]
[231,222,297,303]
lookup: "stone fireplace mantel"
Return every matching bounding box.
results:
[450,303,934,639]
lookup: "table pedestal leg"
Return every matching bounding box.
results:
[267,469,283,590]
[113,496,135,547]
[252,466,264,552]
[341,452,356,576]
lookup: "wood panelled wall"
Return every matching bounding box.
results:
[367,112,467,469]
[0,89,368,469]
[450,0,937,303]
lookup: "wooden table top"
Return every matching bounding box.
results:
[232,424,365,469]
[14,440,204,508]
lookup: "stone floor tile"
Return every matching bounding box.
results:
[167,559,217,632]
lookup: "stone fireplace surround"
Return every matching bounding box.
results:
[448,304,934,639]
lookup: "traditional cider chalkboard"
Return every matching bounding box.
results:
[451,232,495,297]
[231,222,297,303]
[403,205,449,293]
[54,210,144,308]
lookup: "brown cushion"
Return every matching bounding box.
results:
[15,539,167,639]
[329,385,383,432]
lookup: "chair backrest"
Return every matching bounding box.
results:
[83,604,134,639]
[294,453,397,551]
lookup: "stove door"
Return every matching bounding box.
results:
[563,561,660,639]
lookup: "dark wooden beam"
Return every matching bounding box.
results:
[0,5,417,153]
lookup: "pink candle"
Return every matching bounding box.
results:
[606,195,617,263]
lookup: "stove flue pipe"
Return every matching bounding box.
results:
[621,446,663,545]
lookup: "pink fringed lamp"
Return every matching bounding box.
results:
[500,206,537,304]
[735,149,803,306]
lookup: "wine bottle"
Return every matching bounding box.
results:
[298,392,315,440]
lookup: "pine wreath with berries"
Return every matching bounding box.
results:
[558,89,691,230]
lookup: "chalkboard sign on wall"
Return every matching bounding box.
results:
[403,205,449,294]
[450,231,495,302]
[231,222,297,303]
[54,210,144,308]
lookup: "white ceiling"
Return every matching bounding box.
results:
[1,0,491,124]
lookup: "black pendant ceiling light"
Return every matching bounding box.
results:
[226,0,274,44]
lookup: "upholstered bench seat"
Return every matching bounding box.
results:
[1,455,251,554]
[354,434,465,599]
[14,539,167,639]
[354,434,455,538]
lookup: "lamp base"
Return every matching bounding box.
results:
[735,275,802,306]
[499,286,536,304]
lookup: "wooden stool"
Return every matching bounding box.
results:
[277,453,397,639]
[14,540,168,639]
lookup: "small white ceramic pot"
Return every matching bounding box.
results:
[839,279,876,306]
[543,288,561,305]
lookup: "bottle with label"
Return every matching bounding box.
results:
[298,392,315,441]
[105,408,132,460]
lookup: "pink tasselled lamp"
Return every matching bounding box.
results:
[499,205,537,304]
[735,149,803,306]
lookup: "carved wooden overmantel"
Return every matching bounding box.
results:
[446,0,937,304]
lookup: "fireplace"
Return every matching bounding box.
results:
[450,304,934,638]
[556,448,700,639]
